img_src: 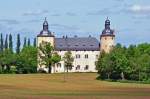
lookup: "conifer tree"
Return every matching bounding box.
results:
[5,34,8,49]
[28,38,30,46]
[0,33,3,52]
[16,34,21,54]
[9,34,13,52]
[33,38,36,47]
[23,37,27,47]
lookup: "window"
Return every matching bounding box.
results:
[76,54,80,59]
[76,65,80,70]
[84,65,89,70]
[57,63,61,68]
[96,55,99,59]
[85,54,88,59]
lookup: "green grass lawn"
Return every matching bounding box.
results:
[0,73,150,99]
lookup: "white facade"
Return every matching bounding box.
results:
[52,51,99,73]
[37,51,100,73]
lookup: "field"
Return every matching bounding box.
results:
[0,73,150,99]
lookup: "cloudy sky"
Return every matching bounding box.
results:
[0,0,150,46]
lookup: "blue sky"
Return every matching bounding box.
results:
[0,0,150,46]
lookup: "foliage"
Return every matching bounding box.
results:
[16,46,37,74]
[4,34,8,49]
[33,38,36,47]
[0,33,4,52]
[96,43,150,81]
[63,51,74,72]
[23,37,27,47]
[38,41,61,73]
[16,34,21,54]
[9,34,13,52]
[28,38,30,46]
[0,33,38,74]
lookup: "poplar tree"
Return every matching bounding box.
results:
[16,34,21,54]
[23,37,27,47]
[5,34,8,49]
[0,33,3,52]
[9,34,13,52]
[33,38,36,47]
[28,38,30,46]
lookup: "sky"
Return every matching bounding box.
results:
[0,0,150,46]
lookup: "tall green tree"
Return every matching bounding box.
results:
[16,46,37,74]
[38,41,61,73]
[51,52,61,73]
[16,34,21,54]
[33,38,36,47]
[28,38,30,46]
[9,34,13,52]
[0,49,16,73]
[0,33,3,52]
[63,51,74,73]
[5,34,8,49]
[23,37,27,47]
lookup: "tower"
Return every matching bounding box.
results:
[37,18,55,72]
[100,17,115,53]
[37,18,55,47]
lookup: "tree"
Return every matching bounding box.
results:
[5,34,8,49]
[28,38,30,46]
[16,34,21,54]
[38,41,61,73]
[0,49,16,73]
[16,46,37,73]
[0,33,3,52]
[9,34,13,52]
[51,52,61,73]
[63,51,74,72]
[63,51,74,82]
[33,38,36,47]
[23,37,27,47]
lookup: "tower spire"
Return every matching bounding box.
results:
[45,17,47,21]
[105,17,110,29]
[43,17,48,31]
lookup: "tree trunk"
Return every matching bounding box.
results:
[64,66,66,82]
[121,72,125,80]
[48,64,51,73]
[53,64,55,73]
[139,70,140,81]
[67,66,69,73]
[107,73,110,79]
[1,65,4,71]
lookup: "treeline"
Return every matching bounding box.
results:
[0,33,37,74]
[96,43,150,82]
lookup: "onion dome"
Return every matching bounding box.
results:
[38,17,54,37]
[102,17,114,35]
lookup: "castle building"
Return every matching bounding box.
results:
[37,18,115,73]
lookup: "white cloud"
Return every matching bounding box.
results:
[23,10,48,16]
[0,19,19,25]
[130,5,150,13]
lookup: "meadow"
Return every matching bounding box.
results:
[0,73,150,99]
